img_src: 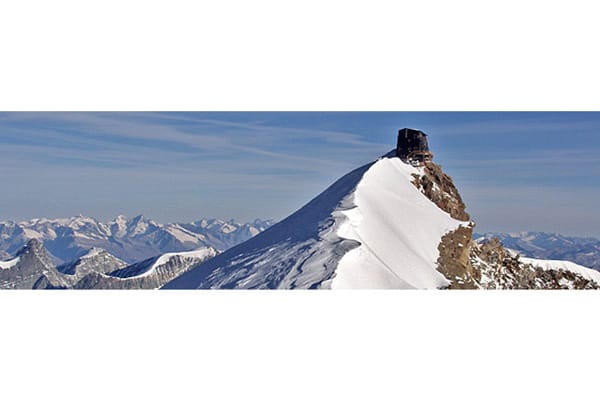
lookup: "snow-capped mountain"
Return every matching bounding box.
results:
[0,239,58,289]
[165,145,600,290]
[0,215,273,264]
[0,238,218,290]
[474,232,600,271]
[4,130,599,290]
[71,247,218,289]
[165,151,474,289]
[180,219,274,251]
[56,248,127,278]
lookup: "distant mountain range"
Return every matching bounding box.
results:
[0,215,274,264]
[0,238,217,289]
[474,232,600,271]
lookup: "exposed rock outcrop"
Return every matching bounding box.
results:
[413,163,470,222]
[409,162,476,288]
[437,226,478,289]
[413,162,600,290]
[475,232,600,272]
[471,238,600,289]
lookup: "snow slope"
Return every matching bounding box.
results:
[0,257,20,270]
[164,154,467,289]
[111,248,217,279]
[331,158,464,289]
[137,248,217,278]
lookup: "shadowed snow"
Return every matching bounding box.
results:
[164,162,374,289]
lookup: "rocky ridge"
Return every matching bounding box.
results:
[471,239,600,289]
[413,162,600,290]
[474,232,600,271]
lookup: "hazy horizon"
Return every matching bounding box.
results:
[1,112,599,238]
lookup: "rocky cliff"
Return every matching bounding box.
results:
[413,162,600,290]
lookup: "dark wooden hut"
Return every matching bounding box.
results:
[396,128,433,165]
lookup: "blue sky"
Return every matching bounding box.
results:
[0,112,599,237]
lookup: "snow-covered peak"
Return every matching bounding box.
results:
[111,215,129,237]
[140,248,217,278]
[69,215,99,224]
[128,215,151,235]
[165,153,470,290]
[108,214,162,238]
[115,214,128,222]
[111,247,218,280]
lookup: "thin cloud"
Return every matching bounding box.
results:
[1,112,599,237]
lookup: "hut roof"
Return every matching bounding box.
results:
[399,128,427,136]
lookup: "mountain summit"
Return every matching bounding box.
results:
[0,239,57,289]
[2,129,599,290]
[164,129,472,289]
[165,129,600,290]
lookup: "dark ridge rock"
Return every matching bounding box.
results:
[16,239,55,268]
[412,163,470,222]
[469,238,600,290]
[435,234,600,290]
[32,273,69,290]
[413,159,477,288]
[475,232,600,271]
[437,225,478,289]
